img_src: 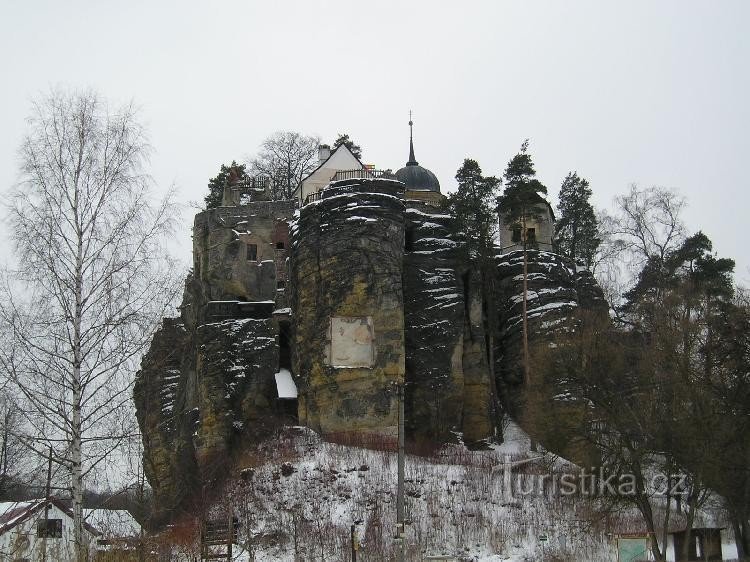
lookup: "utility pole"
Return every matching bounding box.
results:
[350,523,357,562]
[521,210,530,388]
[396,382,405,562]
[226,511,233,562]
[42,446,52,562]
[521,211,538,453]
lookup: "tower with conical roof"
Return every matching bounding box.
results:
[395,114,441,196]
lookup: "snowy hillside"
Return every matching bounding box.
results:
[178,421,628,562]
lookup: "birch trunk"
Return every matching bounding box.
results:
[0,90,181,562]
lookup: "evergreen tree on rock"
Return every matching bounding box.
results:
[555,172,600,267]
[204,161,248,209]
[497,140,548,387]
[445,158,501,263]
[445,159,503,434]
[498,140,548,227]
[332,133,362,160]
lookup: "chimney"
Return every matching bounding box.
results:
[318,144,331,163]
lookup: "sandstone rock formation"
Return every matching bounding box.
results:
[134,178,607,518]
[494,249,607,411]
[290,180,406,439]
[134,201,294,521]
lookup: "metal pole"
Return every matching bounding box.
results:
[42,446,52,562]
[396,383,405,562]
[226,511,233,562]
[351,524,357,562]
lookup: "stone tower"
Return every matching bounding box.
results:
[290,179,406,440]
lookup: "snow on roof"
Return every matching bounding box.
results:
[274,369,297,399]
[0,498,101,536]
[299,144,365,185]
[84,509,141,539]
[0,500,39,530]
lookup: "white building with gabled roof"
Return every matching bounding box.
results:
[294,143,365,205]
[0,498,101,561]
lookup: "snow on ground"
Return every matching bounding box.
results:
[183,420,625,561]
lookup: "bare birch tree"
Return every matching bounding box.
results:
[590,185,686,312]
[611,184,686,267]
[249,130,320,200]
[0,89,181,560]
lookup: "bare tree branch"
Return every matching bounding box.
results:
[0,89,182,560]
[248,131,320,200]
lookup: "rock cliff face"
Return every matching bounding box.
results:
[192,318,278,475]
[402,205,497,444]
[134,201,294,521]
[402,205,465,442]
[290,180,406,439]
[494,250,607,411]
[134,318,197,519]
[134,179,607,518]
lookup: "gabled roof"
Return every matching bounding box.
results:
[299,144,366,185]
[0,498,101,536]
[84,508,141,539]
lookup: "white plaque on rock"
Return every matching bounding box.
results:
[329,316,375,368]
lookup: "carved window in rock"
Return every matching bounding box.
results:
[328,317,375,368]
[511,227,521,243]
[247,243,258,261]
[526,227,536,242]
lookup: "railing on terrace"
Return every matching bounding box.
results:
[303,170,400,205]
[232,176,271,190]
[304,190,324,205]
[331,169,397,181]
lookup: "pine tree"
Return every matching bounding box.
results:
[445,158,501,263]
[705,292,750,557]
[622,231,734,324]
[204,161,247,209]
[497,140,548,387]
[555,172,600,267]
[332,133,362,159]
[498,140,548,223]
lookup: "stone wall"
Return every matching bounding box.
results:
[498,202,555,254]
[192,201,294,313]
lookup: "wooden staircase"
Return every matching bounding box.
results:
[200,514,239,561]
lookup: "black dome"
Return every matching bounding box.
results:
[395,164,440,192]
[396,117,441,192]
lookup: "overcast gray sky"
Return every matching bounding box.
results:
[1,1,748,283]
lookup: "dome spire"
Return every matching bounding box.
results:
[407,110,418,166]
[395,111,441,193]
